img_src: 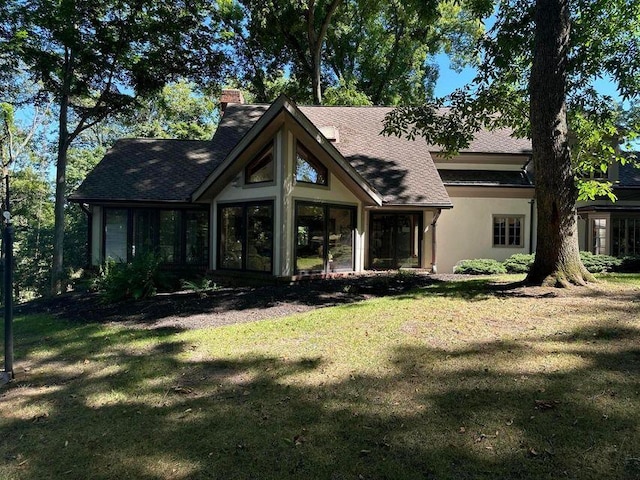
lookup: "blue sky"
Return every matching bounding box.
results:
[432,52,622,101]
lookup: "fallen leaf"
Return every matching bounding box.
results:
[459,426,466,434]
[535,399,560,411]
[172,386,193,395]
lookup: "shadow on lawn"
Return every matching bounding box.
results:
[2,314,640,479]
[15,275,531,327]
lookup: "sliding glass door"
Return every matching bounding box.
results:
[370,213,422,269]
[295,202,355,274]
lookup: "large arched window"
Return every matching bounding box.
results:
[295,143,327,185]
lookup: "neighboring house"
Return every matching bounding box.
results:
[69,91,640,277]
[577,161,640,257]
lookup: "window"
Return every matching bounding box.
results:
[592,218,608,255]
[159,210,181,263]
[370,213,421,269]
[245,145,274,184]
[102,207,209,265]
[185,211,209,264]
[295,143,328,185]
[218,202,274,272]
[612,217,640,256]
[295,202,355,273]
[493,216,524,247]
[104,209,128,261]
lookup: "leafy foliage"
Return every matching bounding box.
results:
[221,0,485,104]
[616,255,640,273]
[384,0,640,187]
[578,251,621,274]
[125,81,219,140]
[97,253,165,302]
[180,276,218,298]
[502,253,535,273]
[2,0,230,293]
[454,258,507,275]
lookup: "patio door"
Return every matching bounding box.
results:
[370,213,422,269]
[295,202,356,274]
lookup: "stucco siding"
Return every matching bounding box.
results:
[436,195,534,272]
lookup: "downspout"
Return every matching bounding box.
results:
[529,198,535,255]
[431,208,442,274]
[523,155,535,255]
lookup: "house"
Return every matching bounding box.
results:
[69,91,640,278]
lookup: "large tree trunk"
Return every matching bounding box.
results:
[50,47,75,295]
[50,94,70,295]
[526,0,592,287]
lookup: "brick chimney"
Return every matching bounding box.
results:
[220,89,245,113]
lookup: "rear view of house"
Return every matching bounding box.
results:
[69,91,640,277]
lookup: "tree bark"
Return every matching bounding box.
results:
[50,48,73,295]
[308,0,341,105]
[526,0,593,287]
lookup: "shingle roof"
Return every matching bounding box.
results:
[70,100,532,207]
[70,105,265,202]
[459,128,531,154]
[439,169,533,186]
[617,159,640,186]
[298,106,450,206]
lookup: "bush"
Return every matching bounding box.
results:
[97,253,165,301]
[579,251,621,273]
[454,259,507,275]
[181,276,218,298]
[615,255,640,273]
[503,253,535,273]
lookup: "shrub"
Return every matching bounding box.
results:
[503,253,535,273]
[97,253,165,301]
[454,259,507,275]
[614,255,640,273]
[181,276,218,298]
[579,251,621,273]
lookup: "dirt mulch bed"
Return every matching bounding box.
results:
[16,273,517,330]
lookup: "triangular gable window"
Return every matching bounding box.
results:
[296,143,328,185]
[246,145,274,184]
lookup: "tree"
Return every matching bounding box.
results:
[2,0,228,294]
[326,0,483,105]
[527,0,589,285]
[0,100,54,299]
[125,80,219,140]
[223,0,483,105]
[385,0,640,286]
[224,0,342,104]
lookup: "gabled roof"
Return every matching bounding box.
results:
[298,105,451,206]
[192,95,384,206]
[70,95,533,207]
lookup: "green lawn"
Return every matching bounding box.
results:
[1,275,640,479]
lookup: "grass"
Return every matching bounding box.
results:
[1,275,640,479]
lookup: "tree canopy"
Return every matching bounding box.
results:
[1,0,230,293]
[221,0,485,105]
